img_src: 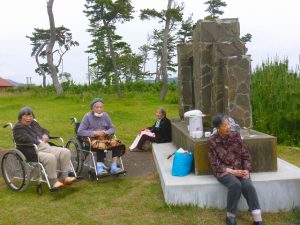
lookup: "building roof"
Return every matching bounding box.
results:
[0,77,15,87]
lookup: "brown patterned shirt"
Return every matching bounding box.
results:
[208,131,252,177]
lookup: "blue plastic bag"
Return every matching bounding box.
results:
[172,151,193,176]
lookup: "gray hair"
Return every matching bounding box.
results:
[157,108,166,117]
[90,98,104,110]
[18,106,35,121]
[212,113,228,128]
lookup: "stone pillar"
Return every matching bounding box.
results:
[177,43,194,119]
[223,55,253,127]
[178,18,253,127]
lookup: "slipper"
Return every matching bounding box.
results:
[62,177,77,186]
[110,168,126,176]
[130,148,144,152]
[50,182,65,192]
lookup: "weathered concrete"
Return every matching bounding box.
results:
[171,119,277,175]
[152,142,300,212]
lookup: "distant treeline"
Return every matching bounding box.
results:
[6,59,300,146]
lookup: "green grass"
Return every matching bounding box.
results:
[0,92,178,149]
[0,92,300,225]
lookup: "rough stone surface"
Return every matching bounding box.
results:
[178,19,252,127]
[171,119,277,175]
[177,44,194,119]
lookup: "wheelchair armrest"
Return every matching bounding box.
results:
[49,136,64,147]
[77,136,92,143]
[15,143,38,150]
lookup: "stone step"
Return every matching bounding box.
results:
[152,142,300,212]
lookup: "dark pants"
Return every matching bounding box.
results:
[218,174,260,214]
[96,148,122,162]
[136,134,155,150]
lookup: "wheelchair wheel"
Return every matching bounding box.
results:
[66,139,84,175]
[1,149,30,192]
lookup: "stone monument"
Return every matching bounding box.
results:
[152,18,300,212]
[174,18,277,175]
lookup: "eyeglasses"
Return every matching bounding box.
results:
[22,114,33,118]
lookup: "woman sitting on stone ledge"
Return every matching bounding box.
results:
[208,113,265,225]
[129,108,172,152]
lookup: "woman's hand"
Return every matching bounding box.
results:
[42,134,49,143]
[242,170,250,179]
[226,168,246,177]
[93,130,107,137]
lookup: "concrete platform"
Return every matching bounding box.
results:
[152,142,300,212]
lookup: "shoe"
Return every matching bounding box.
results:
[97,169,109,177]
[253,222,265,225]
[130,148,144,152]
[110,167,126,175]
[50,181,65,192]
[226,216,237,225]
[62,177,77,185]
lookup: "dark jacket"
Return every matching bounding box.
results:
[13,120,50,162]
[150,117,172,143]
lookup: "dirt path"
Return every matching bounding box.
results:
[0,149,157,178]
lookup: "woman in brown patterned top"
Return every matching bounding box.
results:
[208,114,265,225]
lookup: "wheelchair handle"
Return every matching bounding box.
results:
[3,123,13,129]
[70,117,77,124]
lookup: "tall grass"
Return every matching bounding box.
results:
[251,59,300,146]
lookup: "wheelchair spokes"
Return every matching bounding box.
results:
[1,151,30,191]
[66,140,84,175]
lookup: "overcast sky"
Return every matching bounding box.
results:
[0,0,299,85]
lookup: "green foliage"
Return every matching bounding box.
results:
[26,26,79,76]
[204,0,227,19]
[241,33,252,43]
[177,14,194,43]
[84,0,136,94]
[251,59,300,146]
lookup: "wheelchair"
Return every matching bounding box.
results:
[66,117,126,180]
[1,122,78,194]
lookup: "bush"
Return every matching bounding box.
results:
[251,59,300,146]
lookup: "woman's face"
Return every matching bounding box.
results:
[156,110,164,119]
[218,118,231,137]
[92,102,104,114]
[21,114,33,126]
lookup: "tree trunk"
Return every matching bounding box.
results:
[159,0,172,100]
[35,41,48,87]
[104,21,121,97]
[155,54,160,83]
[46,0,63,94]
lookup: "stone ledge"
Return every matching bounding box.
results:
[152,142,300,212]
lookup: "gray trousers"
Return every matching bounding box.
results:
[218,174,261,214]
[37,142,71,179]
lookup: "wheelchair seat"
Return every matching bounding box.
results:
[67,117,126,180]
[1,122,78,193]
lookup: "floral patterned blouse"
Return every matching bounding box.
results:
[208,131,252,177]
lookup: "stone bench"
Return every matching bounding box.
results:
[152,142,300,212]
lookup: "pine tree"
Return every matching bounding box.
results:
[204,0,227,20]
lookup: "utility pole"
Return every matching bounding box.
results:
[88,56,90,85]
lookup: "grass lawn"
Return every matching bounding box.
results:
[0,92,299,225]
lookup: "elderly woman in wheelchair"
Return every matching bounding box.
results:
[12,107,77,191]
[77,98,126,177]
